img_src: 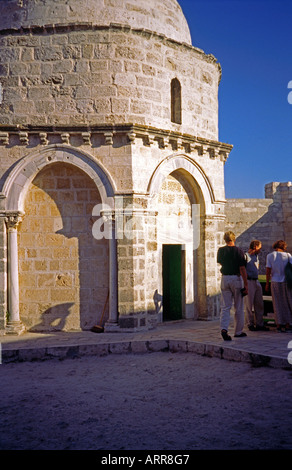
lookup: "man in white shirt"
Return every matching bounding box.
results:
[266,240,292,331]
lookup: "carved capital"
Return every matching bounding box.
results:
[5,212,24,231]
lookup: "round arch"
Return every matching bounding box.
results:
[147,154,216,214]
[147,154,217,323]
[1,145,118,334]
[2,145,116,212]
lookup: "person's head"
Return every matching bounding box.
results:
[249,240,262,253]
[224,231,236,244]
[273,240,287,252]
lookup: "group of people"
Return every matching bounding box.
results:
[217,231,292,341]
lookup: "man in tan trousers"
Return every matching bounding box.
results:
[217,231,248,341]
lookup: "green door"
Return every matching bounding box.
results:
[163,244,183,321]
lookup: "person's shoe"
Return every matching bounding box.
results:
[234,332,247,338]
[256,325,269,331]
[248,325,257,331]
[221,329,232,341]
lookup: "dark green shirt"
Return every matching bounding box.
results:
[217,245,246,275]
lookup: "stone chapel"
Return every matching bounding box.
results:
[0,0,233,334]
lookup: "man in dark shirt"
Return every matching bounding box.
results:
[217,231,248,341]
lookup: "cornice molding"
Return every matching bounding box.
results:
[0,123,233,162]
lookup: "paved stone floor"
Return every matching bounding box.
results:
[1,317,292,369]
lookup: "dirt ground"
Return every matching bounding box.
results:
[0,352,292,451]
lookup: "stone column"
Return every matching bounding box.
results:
[198,213,225,321]
[0,215,7,331]
[5,212,25,335]
[102,212,118,331]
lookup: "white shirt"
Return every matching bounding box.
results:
[266,251,292,282]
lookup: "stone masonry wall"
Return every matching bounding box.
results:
[0,24,220,140]
[18,162,109,331]
[267,182,292,250]
[224,198,276,273]
[224,183,292,274]
[0,0,192,46]
[116,194,158,330]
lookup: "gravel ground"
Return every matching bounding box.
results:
[0,352,292,451]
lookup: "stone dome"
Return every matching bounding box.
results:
[1,0,192,45]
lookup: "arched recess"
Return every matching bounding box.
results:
[2,145,118,333]
[147,154,215,213]
[147,155,216,322]
[2,145,116,212]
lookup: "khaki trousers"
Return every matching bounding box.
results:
[220,275,244,335]
[244,279,264,327]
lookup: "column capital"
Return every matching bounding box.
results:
[4,211,24,230]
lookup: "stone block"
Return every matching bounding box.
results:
[130,341,148,354]
[109,342,131,354]
[169,340,188,353]
[146,340,169,352]
[78,343,109,357]
[187,341,206,356]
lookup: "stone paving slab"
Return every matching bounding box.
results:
[1,319,292,369]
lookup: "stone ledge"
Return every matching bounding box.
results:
[0,123,233,161]
[2,338,291,369]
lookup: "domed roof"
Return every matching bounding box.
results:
[1,0,192,45]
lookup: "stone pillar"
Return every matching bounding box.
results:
[0,216,7,331]
[104,215,118,330]
[197,214,225,321]
[5,212,25,335]
[114,195,158,330]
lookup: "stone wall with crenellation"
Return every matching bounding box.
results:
[224,182,292,274]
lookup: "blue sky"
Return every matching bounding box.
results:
[179,0,292,198]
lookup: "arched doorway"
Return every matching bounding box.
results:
[156,169,200,321]
[148,155,216,322]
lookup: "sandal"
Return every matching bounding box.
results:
[221,329,232,341]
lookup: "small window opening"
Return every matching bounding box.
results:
[171,78,182,124]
